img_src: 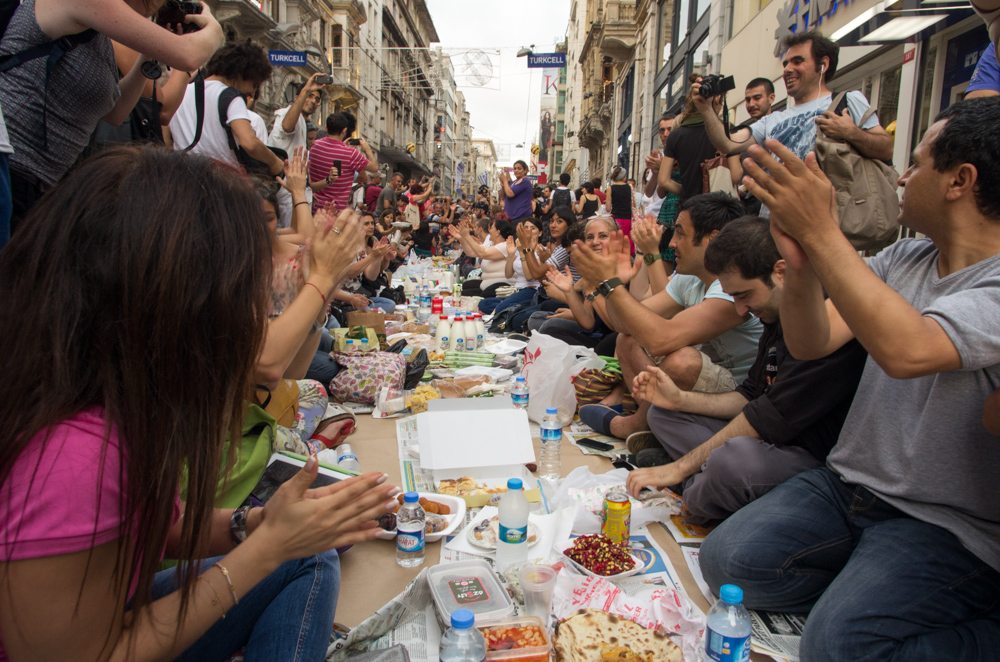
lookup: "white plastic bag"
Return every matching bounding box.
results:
[521,331,604,425]
[550,466,680,534]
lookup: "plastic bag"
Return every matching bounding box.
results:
[521,331,604,425]
[549,466,679,534]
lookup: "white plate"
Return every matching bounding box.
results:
[465,515,542,551]
[376,492,467,543]
[560,550,646,581]
[483,339,528,355]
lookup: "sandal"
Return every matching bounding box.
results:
[310,404,357,449]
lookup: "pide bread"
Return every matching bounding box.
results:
[552,609,682,662]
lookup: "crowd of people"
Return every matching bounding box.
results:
[0,0,998,658]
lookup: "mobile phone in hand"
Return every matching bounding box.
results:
[575,437,615,452]
[332,159,342,174]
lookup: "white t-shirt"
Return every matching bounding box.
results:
[268,106,307,153]
[247,109,268,143]
[666,274,762,382]
[169,79,250,168]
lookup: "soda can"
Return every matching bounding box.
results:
[602,487,631,544]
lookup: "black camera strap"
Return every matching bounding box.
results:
[179,72,206,152]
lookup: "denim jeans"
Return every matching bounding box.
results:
[699,467,1000,661]
[151,551,340,661]
[307,329,341,387]
[478,286,537,315]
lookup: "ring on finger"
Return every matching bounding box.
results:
[333,227,342,235]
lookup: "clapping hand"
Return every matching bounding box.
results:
[632,215,663,256]
[276,146,308,197]
[310,208,365,284]
[546,266,575,294]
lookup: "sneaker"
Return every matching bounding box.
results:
[635,447,671,468]
[625,430,660,454]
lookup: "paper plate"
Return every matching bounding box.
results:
[483,339,528,355]
[376,492,466,543]
[466,515,542,551]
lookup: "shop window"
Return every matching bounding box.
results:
[674,0,691,44]
[877,66,901,127]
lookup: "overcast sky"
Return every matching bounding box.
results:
[425,0,571,166]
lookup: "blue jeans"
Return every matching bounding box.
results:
[307,329,341,387]
[699,467,1000,661]
[151,551,340,661]
[367,296,397,314]
[478,286,537,315]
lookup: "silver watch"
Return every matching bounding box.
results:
[230,505,252,543]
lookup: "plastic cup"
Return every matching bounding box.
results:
[518,564,558,622]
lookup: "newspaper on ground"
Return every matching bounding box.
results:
[395,416,436,493]
[327,570,442,662]
[680,546,712,604]
[663,513,714,545]
[749,610,805,661]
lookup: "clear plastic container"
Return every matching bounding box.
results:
[478,615,551,661]
[427,559,514,625]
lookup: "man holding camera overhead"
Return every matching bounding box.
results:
[695,30,892,216]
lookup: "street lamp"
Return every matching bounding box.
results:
[516,45,535,58]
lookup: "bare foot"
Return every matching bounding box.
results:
[609,412,649,439]
[599,383,625,407]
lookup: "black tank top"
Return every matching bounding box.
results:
[580,196,599,218]
[610,183,632,219]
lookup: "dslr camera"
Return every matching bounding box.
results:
[698,74,735,99]
[155,0,203,34]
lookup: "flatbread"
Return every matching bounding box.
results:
[553,609,682,662]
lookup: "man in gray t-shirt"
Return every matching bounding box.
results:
[699,98,1000,660]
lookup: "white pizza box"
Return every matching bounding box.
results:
[416,408,535,486]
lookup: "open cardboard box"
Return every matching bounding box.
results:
[416,407,540,507]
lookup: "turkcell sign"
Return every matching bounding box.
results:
[269,50,307,67]
[527,52,566,68]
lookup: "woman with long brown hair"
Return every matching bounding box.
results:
[0,146,397,660]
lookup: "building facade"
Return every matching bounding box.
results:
[471,138,498,195]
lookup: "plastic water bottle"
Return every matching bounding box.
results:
[511,376,529,409]
[418,286,432,323]
[495,478,529,569]
[464,314,476,351]
[705,584,752,662]
[336,443,360,472]
[439,609,487,662]
[539,407,562,480]
[396,492,426,568]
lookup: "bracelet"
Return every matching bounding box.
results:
[203,575,227,618]
[214,562,239,608]
[303,281,327,305]
[294,201,310,209]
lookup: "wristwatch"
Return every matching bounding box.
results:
[596,277,623,298]
[643,253,662,266]
[229,505,252,544]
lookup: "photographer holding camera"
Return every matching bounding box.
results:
[657,73,731,203]
[0,0,225,237]
[692,31,892,217]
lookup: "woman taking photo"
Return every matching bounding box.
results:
[0,147,397,661]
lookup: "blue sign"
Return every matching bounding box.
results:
[527,52,566,68]
[269,50,307,67]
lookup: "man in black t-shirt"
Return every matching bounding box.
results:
[625,218,867,524]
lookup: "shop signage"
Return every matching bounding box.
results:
[268,50,307,66]
[527,52,566,68]
[903,48,916,64]
[775,0,851,55]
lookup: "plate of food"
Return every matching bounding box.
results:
[437,476,509,501]
[466,514,542,550]
[552,609,682,662]
[376,492,466,542]
[560,535,645,580]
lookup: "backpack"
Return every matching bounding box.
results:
[218,86,286,176]
[814,91,900,252]
[551,187,572,210]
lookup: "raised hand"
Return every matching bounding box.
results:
[546,266,575,294]
[257,456,398,558]
[276,146,308,197]
[310,208,365,284]
[632,216,664,256]
[632,365,684,410]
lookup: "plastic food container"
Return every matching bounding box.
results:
[426,559,514,625]
[478,615,551,661]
